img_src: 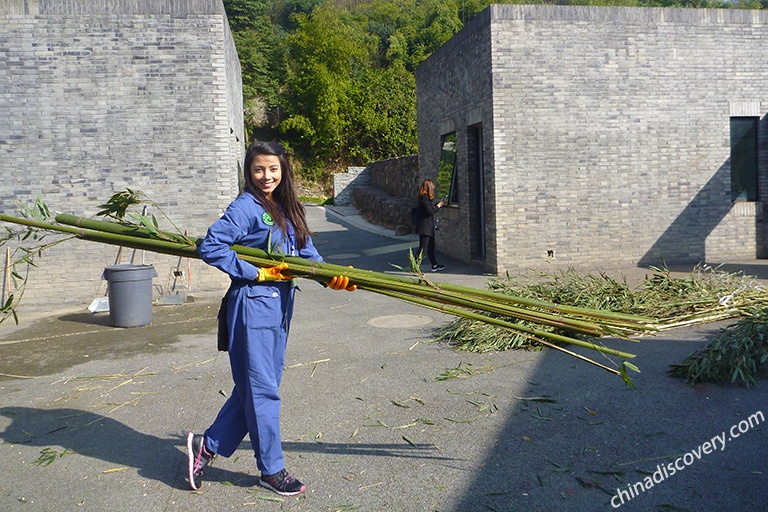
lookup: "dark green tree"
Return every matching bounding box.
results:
[223,0,287,134]
[281,3,377,170]
[347,61,418,162]
[355,0,465,71]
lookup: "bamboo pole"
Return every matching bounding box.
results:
[2,246,9,305]
[52,213,657,339]
[375,288,637,359]
[0,212,648,369]
[52,214,654,337]
[53,214,658,331]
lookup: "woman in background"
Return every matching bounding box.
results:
[415,179,445,272]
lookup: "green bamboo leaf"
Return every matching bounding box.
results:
[620,362,637,389]
[444,416,478,424]
[514,396,557,403]
[33,198,50,220]
[547,459,571,472]
[622,361,640,374]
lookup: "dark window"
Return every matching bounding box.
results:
[467,124,485,259]
[436,132,458,205]
[730,117,759,201]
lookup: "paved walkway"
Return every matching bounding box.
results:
[0,205,766,511]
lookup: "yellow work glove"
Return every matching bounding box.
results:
[256,262,290,282]
[328,274,357,292]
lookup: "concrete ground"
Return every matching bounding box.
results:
[0,205,766,512]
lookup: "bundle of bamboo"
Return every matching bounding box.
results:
[0,197,657,385]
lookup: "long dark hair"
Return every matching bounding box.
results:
[242,141,312,250]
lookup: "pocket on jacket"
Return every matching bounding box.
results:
[243,285,281,328]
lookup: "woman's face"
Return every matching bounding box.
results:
[250,154,282,200]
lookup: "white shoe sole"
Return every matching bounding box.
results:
[186,432,200,490]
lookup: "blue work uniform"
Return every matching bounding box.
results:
[197,191,323,475]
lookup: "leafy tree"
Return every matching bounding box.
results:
[224,1,287,124]
[271,0,325,30]
[347,61,417,162]
[281,3,377,169]
[224,0,269,32]
[355,0,464,71]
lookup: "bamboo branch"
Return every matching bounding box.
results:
[53,214,658,333]
[0,211,651,378]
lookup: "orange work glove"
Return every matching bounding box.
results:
[328,274,357,291]
[256,262,290,282]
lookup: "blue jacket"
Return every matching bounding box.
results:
[198,191,323,282]
[199,191,324,351]
[198,191,320,471]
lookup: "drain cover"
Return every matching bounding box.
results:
[367,314,433,328]
[325,253,361,259]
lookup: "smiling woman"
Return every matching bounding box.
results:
[249,153,282,200]
[187,140,356,497]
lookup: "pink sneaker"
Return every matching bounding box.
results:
[259,468,306,496]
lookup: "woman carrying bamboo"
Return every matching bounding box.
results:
[186,141,355,496]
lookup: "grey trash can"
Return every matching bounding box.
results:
[102,264,158,327]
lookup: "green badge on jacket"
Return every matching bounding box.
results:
[262,212,274,226]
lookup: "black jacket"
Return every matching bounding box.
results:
[415,194,440,236]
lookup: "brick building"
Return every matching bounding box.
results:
[0,0,243,306]
[416,5,768,274]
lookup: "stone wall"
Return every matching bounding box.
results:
[332,167,368,207]
[334,155,419,234]
[368,155,421,199]
[0,0,243,307]
[417,5,768,274]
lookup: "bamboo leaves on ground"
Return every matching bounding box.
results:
[668,307,768,388]
[439,266,768,387]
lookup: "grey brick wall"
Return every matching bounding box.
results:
[417,5,768,274]
[0,0,243,308]
[417,7,495,269]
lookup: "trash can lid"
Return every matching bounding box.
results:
[102,264,158,281]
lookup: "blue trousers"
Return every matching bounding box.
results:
[204,282,293,475]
